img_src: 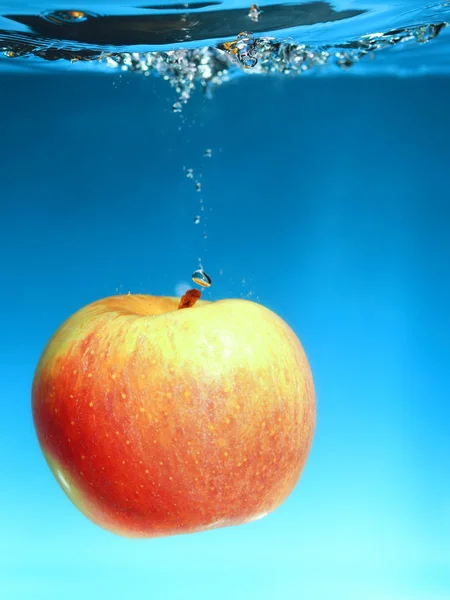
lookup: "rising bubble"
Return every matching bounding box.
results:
[192,269,212,288]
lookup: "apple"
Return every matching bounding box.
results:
[32,292,315,538]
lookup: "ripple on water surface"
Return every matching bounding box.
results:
[1,1,450,94]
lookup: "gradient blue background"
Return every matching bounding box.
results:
[0,72,449,599]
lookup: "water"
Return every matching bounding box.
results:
[248,4,262,22]
[192,268,212,287]
[2,1,450,110]
[1,1,450,600]
[2,0,450,91]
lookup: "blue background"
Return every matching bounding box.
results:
[0,72,449,599]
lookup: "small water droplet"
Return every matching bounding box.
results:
[192,269,212,288]
[248,4,262,22]
[186,168,194,179]
[203,148,212,158]
[196,182,202,192]
[172,101,182,113]
[194,216,201,225]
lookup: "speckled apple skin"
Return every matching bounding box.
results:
[32,295,315,538]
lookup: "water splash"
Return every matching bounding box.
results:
[93,22,448,103]
[1,5,449,105]
[222,32,259,69]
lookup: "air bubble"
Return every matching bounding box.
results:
[192,269,212,288]
[4,25,447,85]
[248,4,262,23]
[172,101,182,113]
[243,56,258,68]
[223,32,258,69]
[204,148,212,158]
[194,216,201,224]
[196,182,202,192]
[186,168,194,179]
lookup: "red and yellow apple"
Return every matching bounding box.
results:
[32,293,315,538]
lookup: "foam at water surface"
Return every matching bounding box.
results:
[1,1,450,94]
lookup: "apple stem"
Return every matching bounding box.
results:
[178,289,201,309]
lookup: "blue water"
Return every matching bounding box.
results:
[2,0,450,76]
[1,2,450,600]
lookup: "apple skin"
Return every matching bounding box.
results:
[32,294,315,538]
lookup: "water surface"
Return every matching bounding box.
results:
[2,0,450,91]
